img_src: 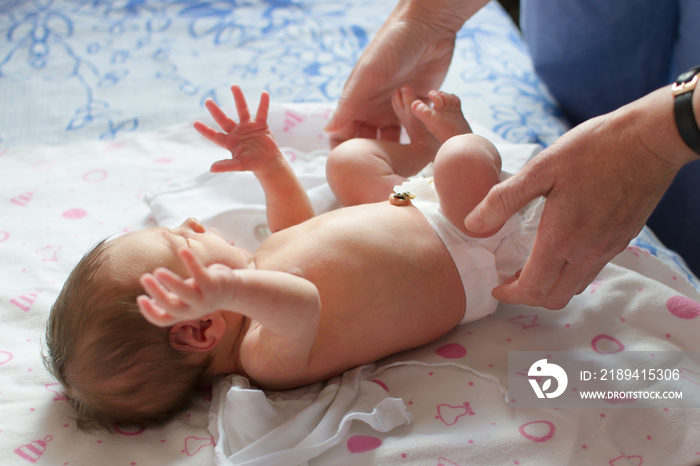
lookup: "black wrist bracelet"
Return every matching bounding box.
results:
[672,65,700,156]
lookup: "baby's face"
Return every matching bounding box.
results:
[108,218,253,280]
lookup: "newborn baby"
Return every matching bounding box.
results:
[45,85,541,430]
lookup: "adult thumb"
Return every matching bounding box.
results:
[324,95,359,145]
[464,170,546,235]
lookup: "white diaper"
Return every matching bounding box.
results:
[394,176,544,324]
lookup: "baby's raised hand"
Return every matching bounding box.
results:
[194,85,283,175]
[137,248,238,327]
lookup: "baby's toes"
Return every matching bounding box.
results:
[441,92,462,109]
[431,91,461,111]
[411,99,434,122]
[428,90,445,110]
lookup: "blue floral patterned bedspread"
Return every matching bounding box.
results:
[3,0,696,286]
[0,0,568,149]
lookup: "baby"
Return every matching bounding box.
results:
[45,85,541,431]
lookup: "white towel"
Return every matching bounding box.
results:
[209,365,412,466]
[145,149,339,251]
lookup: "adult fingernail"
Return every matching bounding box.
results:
[465,208,484,232]
[323,117,337,133]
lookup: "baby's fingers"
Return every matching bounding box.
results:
[193,121,227,148]
[137,295,176,327]
[152,267,201,305]
[255,91,270,123]
[139,273,185,311]
[205,99,237,132]
[178,248,211,286]
[178,249,234,298]
[210,158,244,173]
[231,85,251,122]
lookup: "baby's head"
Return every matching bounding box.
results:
[44,218,249,430]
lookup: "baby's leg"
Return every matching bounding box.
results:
[433,134,503,237]
[326,138,409,206]
[396,89,503,237]
[326,87,444,206]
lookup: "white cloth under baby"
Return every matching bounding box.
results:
[145,148,340,252]
[394,176,544,323]
[209,364,411,466]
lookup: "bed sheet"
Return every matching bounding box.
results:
[146,109,700,466]
[2,1,699,465]
[3,101,700,466]
[0,0,566,150]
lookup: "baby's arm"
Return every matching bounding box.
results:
[138,248,321,379]
[195,85,314,232]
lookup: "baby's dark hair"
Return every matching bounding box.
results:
[44,239,212,431]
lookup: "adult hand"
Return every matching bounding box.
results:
[465,87,697,309]
[325,0,486,147]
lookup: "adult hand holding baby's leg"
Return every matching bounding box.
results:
[137,248,238,327]
[194,85,284,175]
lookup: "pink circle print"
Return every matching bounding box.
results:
[435,343,467,359]
[82,169,107,182]
[666,295,700,319]
[62,208,87,219]
[0,351,13,366]
[347,435,382,454]
[591,334,624,354]
[518,420,555,442]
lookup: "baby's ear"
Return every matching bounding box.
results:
[169,313,225,352]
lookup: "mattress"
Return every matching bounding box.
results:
[2,1,699,465]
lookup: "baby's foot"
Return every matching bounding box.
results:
[411,90,472,143]
[391,86,441,163]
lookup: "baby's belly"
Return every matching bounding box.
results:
[255,202,467,386]
[257,202,461,290]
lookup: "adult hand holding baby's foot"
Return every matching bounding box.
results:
[137,248,238,327]
[194,85,283,175]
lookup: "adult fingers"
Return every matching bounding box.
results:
[325,84,398,147]
[577,268,604,295]
[492,271,578,311]
[324,82,362,136]
[464,164,553,236]
[492,243,572,310]
[328,121,401,148]
[524,260,587,310]
[492,239,609,310]
[357,122,378,139]
[328,125,356,149]
[379,124,401,142]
